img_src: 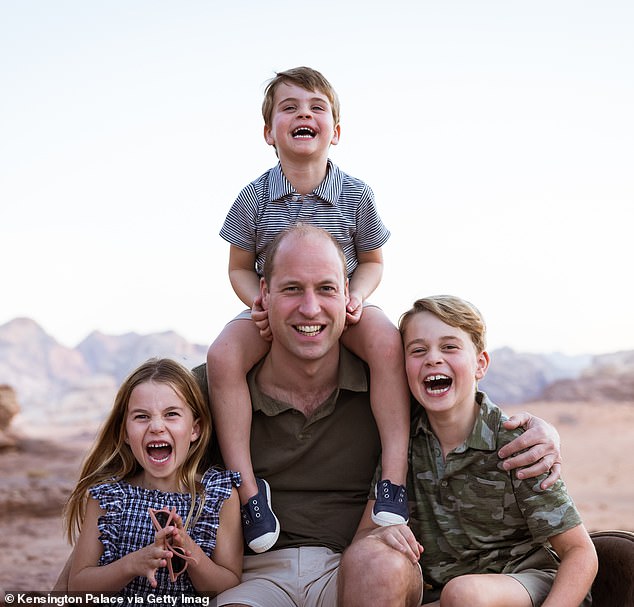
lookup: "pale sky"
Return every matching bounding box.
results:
[2,1,633,356]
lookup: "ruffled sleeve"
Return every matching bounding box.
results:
[89,481,127,565]
[192,468,241,556]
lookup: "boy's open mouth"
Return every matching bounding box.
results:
[295,324,323,337]
[424,374,453,394]
[146,441,172,463]
[292,127,316,139]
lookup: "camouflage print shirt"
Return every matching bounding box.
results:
[407,391,582,587]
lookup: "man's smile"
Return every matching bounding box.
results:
[294,324,324,336]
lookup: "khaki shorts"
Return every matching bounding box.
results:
[215,547,340,607]
[505,552,592,607]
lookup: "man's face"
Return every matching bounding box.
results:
[262,232,348,363]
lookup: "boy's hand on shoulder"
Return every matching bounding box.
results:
[252,296,272,341]
[345,295,363,326]
[367,524,423,564]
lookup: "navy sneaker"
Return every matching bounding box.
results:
[241,478,280,553]
[372,479,409,526]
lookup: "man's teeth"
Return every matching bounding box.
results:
[296,325,321,336]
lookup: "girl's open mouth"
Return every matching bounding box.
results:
[146,441,172,463]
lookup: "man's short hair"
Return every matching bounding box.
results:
[263,223,346,285]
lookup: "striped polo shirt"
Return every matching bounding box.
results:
[220,160,390,277]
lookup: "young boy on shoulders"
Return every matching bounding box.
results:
[207,67,411,552]
[399,295,597,607]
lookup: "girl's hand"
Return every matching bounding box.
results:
[251,296,272,341]
[170,525,196,559]
[132,539,172,588]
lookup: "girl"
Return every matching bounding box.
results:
[64,358,242,598]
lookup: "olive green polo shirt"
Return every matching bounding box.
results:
[248,346,381,554]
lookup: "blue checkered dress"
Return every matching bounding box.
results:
[89,467,240,600]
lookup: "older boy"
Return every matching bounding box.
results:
[346,295,597,606]
[207,67,411,552]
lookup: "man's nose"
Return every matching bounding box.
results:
[299,290,320,316]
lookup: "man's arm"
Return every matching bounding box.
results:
[499,412,562,489]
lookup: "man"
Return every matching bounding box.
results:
[206,224,561,607]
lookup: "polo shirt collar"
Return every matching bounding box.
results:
[269,159,342,206]
[249,345,368,416]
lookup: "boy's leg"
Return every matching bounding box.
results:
[341,306,410,523]
[207,316,278,552]
[437,573,533,607]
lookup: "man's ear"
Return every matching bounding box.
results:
[260,276,270,309]
[475,350,490,380]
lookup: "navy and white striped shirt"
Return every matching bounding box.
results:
[220,160,390,277]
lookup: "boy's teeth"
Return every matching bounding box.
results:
[292,127,315,138]
[424,374,452,394]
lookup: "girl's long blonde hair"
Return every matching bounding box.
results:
[64,358,212,544]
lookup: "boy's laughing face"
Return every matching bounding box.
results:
[264,81,339,161]
[402,311,489,416]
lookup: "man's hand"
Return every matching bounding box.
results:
[499,412,562,489]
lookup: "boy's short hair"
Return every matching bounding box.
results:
[399,295,487,354]
[262,66,341,128]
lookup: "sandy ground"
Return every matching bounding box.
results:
[1,401,632,592]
